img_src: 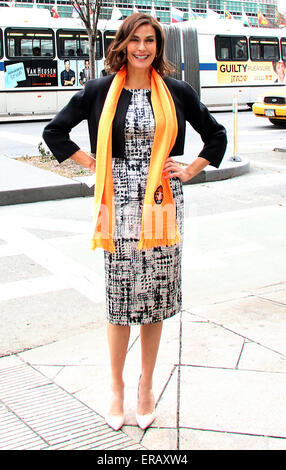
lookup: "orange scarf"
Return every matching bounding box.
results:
[91,67,180,253]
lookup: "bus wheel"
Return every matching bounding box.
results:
[269,118,286,127]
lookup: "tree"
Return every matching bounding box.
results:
[71,0,102,79]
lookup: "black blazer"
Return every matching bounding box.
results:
[43,74,227,168]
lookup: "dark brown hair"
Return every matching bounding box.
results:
[105,12,175,76]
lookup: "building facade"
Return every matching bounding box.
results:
[9,0,280,26]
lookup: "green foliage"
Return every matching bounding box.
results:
[38,141,55,161]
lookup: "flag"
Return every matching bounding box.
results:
[241,9,250,26]
[171,6,184,23]
[276,8,286,26]
[150,2,156,19]
[224,10,233,20]
[189,8,201,20]
[72,1,79,17]
[258,10,269,26]
[72,7,79,17]
[111,5,122,20]
[51,5,59,18]
[207,7,220,19]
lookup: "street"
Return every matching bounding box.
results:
[1,108,286,161]
[0,110,286,450]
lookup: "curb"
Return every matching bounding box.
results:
[0,156,250,206]
[0,182,92,206]
[183,158,250,185]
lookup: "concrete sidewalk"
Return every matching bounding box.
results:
[0,153,250,206]
[0,155,286,451]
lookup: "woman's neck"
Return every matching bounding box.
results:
[124,66,152,89]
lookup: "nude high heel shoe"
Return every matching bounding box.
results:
[105,387,125,431]
[105,413,125,431]
[136,376,156,430]
[135,409,156,430]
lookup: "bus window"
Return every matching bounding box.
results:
[233,38,248,60]
[5,28,55,58]
[215,36,248,61]
[0,29,3,59]
[56,30,102,59]
[103,30,116,55]
[250,37,279,61]
[281,38,286,61]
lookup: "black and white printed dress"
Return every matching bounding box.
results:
[104,88,184,325]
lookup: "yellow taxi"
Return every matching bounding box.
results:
[252,88,286,126]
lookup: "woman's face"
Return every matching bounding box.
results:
[126,24,157,73]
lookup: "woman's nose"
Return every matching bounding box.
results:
[138,40,146,50]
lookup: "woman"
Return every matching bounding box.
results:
[43,13,227,432]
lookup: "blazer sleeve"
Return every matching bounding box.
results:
[42,80,92,163]
[181,81,227,168]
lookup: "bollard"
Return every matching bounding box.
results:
[229,92,242,162]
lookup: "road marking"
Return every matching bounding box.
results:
[0,276,71,302]
[238,129,286,136]
[0,216,105,304]
[239,139,286,150]
[0,130,40,145]
[253,161,286,171]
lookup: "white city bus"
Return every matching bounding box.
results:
[0,7,120,116]
[164,18,286,108]
[0,6,286,117]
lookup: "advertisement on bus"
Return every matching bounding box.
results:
[217,60,286,85]
[3,59,91,88]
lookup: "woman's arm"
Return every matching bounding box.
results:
[163,156,209,183]
[42,81,92,163]
[70,149,96,172]
[170,79,227,169]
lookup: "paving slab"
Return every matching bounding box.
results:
[180,318,244,369]
[238,342,286,373]
[179,366,286,440]
[179,428,286,451]
[189,295,286,356]
[0,356,145,451]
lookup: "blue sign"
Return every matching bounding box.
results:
[5,62,26,88]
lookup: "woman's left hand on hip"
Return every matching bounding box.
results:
[163,157,191,183]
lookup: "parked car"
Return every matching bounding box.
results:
[252,88,286,126]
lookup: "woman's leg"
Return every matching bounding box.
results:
[137,320,163,415]
[106,323,130,416]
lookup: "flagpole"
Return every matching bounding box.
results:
[243,0,248,26]
[150,1,156,19]
[188,0,193,21]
